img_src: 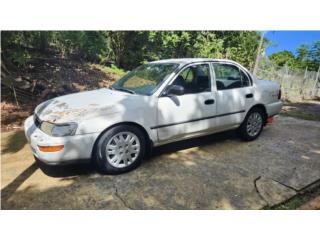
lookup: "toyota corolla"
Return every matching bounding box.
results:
[25,58,282,174]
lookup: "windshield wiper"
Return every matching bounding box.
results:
[112,87,136,94]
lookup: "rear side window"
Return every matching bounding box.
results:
[213,64,251,90]
[240,70,251,87]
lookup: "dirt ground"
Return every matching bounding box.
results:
[1,115,320,210]
[1,57,119,132]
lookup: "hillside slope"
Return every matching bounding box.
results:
[1,56,123,131]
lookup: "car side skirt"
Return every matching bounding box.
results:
[150,110,246,129]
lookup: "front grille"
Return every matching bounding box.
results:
[34,114,42,128]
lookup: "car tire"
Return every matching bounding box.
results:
[238,108,265,141]
[94,124,146,174]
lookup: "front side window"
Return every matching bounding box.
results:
[213,64,251,90]
[172,64,211,94]
[112,63,179,95]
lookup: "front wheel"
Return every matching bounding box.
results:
[94,125,146,174]
[238,108,265,141]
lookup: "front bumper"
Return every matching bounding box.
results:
[24,115,99,165]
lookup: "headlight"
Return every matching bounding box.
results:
[51,123,78,137]
[40,121,78,137]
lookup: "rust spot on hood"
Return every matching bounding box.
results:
[54,102,69,109]
[41,105,117,123]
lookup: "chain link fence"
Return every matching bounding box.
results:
[255,57,320,102]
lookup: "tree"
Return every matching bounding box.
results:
[269,50,297,68]
[297,44,309,61]
[215,31,262,70]
[39,31,50,53]
[1,30,263,70]
[307,41,320,70]
[295,42,320,71]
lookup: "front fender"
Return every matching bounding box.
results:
[76,110,157,143]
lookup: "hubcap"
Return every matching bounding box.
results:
[246,112,262,137]
[106,131,140,168]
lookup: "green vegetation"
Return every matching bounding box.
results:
[269,51,296,68]
[92,64,126,76]
[280,110,320,121]
[269,182,320,210]
[269,41,320,71]
[1,31,264,71]
[269,194,307,210]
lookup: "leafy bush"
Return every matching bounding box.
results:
[1,31,265,70]
[92,64,126,76]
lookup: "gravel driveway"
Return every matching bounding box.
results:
[1,116,320,209]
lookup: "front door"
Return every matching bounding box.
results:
[155,63,217,142]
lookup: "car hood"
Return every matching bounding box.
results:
[35,88,137,123]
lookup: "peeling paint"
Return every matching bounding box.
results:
[35,89,129,123]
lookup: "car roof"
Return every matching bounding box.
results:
[150,58,239,65]
[150,58,253,78]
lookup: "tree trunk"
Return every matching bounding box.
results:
[39,31,49,53]
[253,31,265,75]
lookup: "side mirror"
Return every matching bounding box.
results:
[164,85,185,96]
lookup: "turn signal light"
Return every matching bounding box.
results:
[38,145,64,152]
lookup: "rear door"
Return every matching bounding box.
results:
[155,63,217,142]
[212,62,254,128]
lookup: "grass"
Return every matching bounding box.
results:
[280,110,320,121]
[267,182,320,210]
[269,194,307,210]
[92,64,126,77]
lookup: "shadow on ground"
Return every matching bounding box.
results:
[1,116,320,210]
[150,130,237,157]
[37,129,238,178]
[1,163,39,203]
[2,130,251,210]
[1,130,27,154]
[282,100,320,121]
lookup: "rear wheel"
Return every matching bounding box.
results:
[238,108,265,141]
[94,125,146,174]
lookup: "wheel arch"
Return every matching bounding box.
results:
[247,104,268,124]
[91,121,153,160]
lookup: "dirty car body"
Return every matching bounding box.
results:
[25,58,283,173]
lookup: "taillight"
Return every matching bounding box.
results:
[278,89,281,100]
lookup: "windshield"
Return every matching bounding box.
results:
[111,63,179,95]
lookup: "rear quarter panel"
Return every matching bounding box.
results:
[253,79,282,116]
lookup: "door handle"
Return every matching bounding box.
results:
[246,93,253,98]
[204,99,215,105]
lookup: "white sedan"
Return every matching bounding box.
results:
[25,58,282,174]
